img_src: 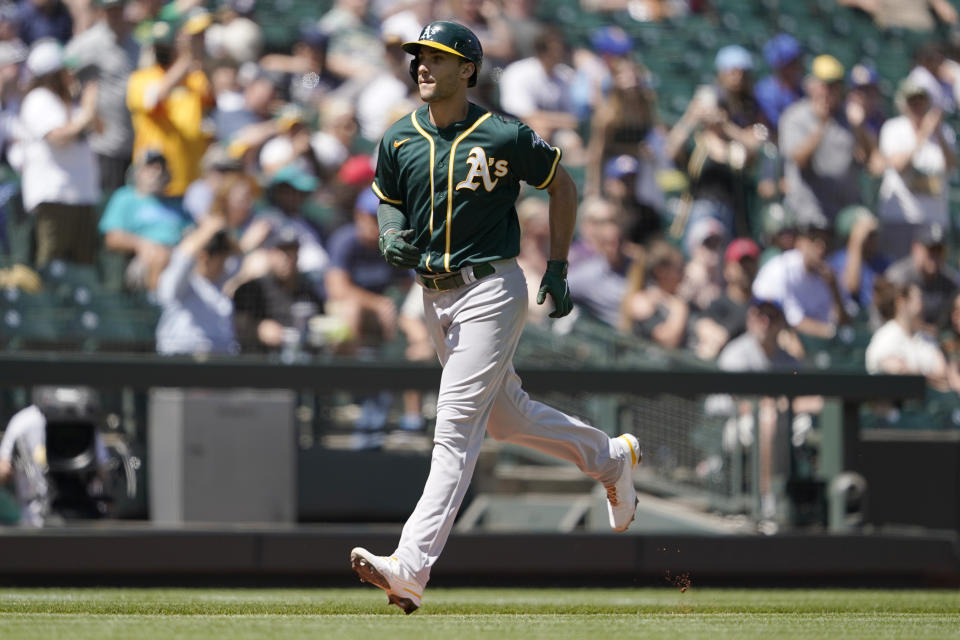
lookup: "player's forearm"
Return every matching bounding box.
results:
[545,166,577,261]
[377,201,408,235]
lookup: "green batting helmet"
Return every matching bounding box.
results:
[402,20,483,87]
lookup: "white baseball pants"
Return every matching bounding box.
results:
[393,259,624,586]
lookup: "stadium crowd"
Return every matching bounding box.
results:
[1,0,960,397]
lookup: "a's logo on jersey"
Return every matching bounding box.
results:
[456,147,508,192]
[393,137,411,148]
[530,130,551,151]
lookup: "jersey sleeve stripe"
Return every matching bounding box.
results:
[371,182,402,205]
[534,146,563,190]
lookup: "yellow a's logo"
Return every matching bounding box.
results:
[456,146,501,192]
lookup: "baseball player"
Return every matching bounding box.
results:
[350,21,642,614]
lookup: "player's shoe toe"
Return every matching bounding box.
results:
[605,433,641,532]
[350,547,423,614]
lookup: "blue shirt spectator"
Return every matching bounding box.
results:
[99,186,192,247]
[754,33,803,130]
[17,0,72,45]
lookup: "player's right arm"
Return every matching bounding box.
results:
[373,124,420,269]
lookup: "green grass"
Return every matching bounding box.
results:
[0,588,958,639]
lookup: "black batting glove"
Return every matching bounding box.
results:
[536,259,572,318]
[379,229,420,269]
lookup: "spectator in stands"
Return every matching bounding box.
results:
[752,221,850,339]
[99,150,192,291]
[502,0,541,60]
[17,0,72,45]
[622,239,690,349]
[232,223,325,354]
[498,25,578,145]
[258,106,319,178]
[693,237,760,360]
[64,0,139,197]
[19,38,101,268]
[828,206,890,315]
[259,165,329,280]
[317,0,385,85]
[877,78,957,258]
[866,277,949,390]
[779,55,873,229]
[0,40,25,262]
[907,42,958,114]
[597,154,663,247]
[667,45,768,237]
[885,223,960,331]
[182,143,243,222]
[678,216,726,313]
[758,202,797,266]
[355,23,417,144]
[718,298,796,371]
[445,0,514,70]
[839,0,958,32]
[259,25,339,108]
[847,63,886,138]
[938,290,960,391]
[212,67,279,142]
[323,188,412,352]
[584,51,665,218]
[126,14,213,200]
[567,197,632,329]
[155,215,239,355]
[514,195,552,325]
[716,297,799,521]
[754,33,804,130]
[310,98,360,182]
[571,25,635,120]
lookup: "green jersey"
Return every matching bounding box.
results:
[372,102,562,274]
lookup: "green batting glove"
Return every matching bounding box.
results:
[536,259,572,318]
[379,229,420,269]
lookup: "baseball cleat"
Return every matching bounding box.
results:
[350,547,424,614]
[605,434,642,532]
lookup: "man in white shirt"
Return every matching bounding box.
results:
[752,221,848,337]
[498,25,578,144]
[866,277,949,389]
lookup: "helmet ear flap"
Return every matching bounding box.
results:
[408,58,418,85]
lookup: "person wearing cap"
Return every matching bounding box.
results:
[594,153,663,245]
[666,45,766,238]
[232,222,324,354]
[211,67,279,142]
[754,33,804,130]
[259,164,329,279]
[757,201,797,266]
[693,237,761,360]
[847,63,885,138]
[778,54,874,230]
[155,214,239,355]
[99,149,192,290]
[64,0,139,197]
[498,24,579,145]
[181,143,243,222]
[19,37,101,267]
[126,11,213,199]
[877,77,957,258]
[827,205,890,313]
[885,223,960,330]
[752,220,850,338]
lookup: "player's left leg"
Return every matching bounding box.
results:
[486,369,642,531]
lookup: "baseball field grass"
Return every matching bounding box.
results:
[1,587,958,639]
